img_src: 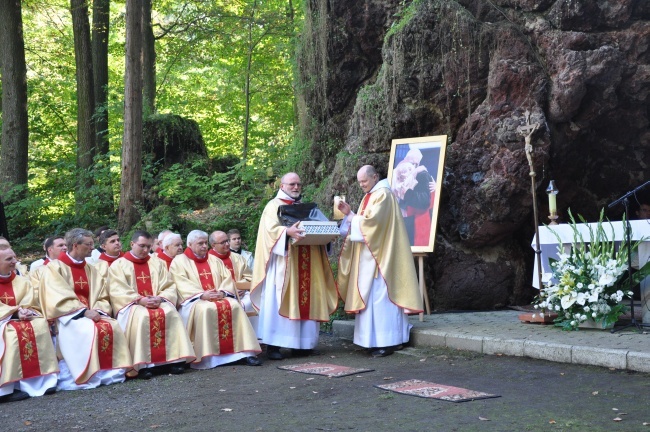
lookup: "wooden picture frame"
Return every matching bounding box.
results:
[388,135,447,253]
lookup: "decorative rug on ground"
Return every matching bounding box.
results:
[374,379,500,402]
[278,362,374,378]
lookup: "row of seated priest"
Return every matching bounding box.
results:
[0,227,261,403]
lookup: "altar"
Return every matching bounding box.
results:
[531,220,650,288]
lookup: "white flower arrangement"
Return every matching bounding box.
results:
[533,210,650,331]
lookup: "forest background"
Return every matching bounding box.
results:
[0,0,303,255]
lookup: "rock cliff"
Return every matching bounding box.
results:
[296,0,650,309]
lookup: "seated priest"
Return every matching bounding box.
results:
[169,230,262,369]
[95,229,124,267]
[0,237,28,276]
[0,246,58,402]
[227,229,254,270]
[155,233,184,270]
[30,236,67,272]
[108,230,195,379]
[209,230,258,332]
[40,228,132,390]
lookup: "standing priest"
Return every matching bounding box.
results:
[251,172,338,360]
[40,228,131,390]
[108,230,195,379]
[170,230,261,368]
[337,165,423,357]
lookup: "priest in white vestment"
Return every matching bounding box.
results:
[250,173,338,360]
[40,228,131,390]
[0,247,58,402]
[170,230,261,369]
[337,165,423,357]
[108,230,195,379]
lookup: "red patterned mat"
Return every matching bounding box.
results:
[278,362,374,378]
[375,379,500,403]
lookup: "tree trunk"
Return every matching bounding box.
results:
[91,0,115,214]
[0,0,29,200]
[242,0,258,163]
[118,0,144,233]
[92,0,110,156]
[142,0,156,116]
[71,0,96,202]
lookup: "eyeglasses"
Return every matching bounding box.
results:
[81,242,94,247]
[282,182,302,187]
[216,240,230,245]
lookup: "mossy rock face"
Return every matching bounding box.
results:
[143,114,208,169]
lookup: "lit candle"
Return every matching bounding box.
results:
[546,180,558,214]
[548,193,556,214]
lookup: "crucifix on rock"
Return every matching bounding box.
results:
[517,110,544,293]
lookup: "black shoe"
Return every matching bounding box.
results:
[0,390,29,403]
[371,348,394,357]
[292,348,319,357]
[138,368,154,380]
[169,364,185,375]
[266,345,285,360]
[44,387,57,396]
[245,356,262,366]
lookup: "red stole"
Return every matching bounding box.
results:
[0,272,17,306]
[8,320,42,378]
[99,252,124,266]
[209,249,234,279]
[123,252,167,363]
[297,245,311,319]
[43,258,51,266]
[156,250,174,269]
[184,248,234,354]
[184,248,214,290]
[58,253,90,307]
[277,197,312,319]
[359,193,372,215]
[58,253,114,368]
[124,252,153,297]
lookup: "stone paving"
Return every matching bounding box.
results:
[332,310,650,373]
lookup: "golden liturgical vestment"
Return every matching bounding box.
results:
[338,182,423,313]
[169,250,260,367]
[250,197,338,321]
[108,253,195,369]
[0,273,58,394]
[40,256,132,384]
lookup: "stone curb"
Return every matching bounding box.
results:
[331,320,648,373]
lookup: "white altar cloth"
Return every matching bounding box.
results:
[531,220,650,289]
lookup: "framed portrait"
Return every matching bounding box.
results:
[388,135,447,253]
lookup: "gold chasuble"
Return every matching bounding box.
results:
[169,249,260,363]
[251,197,338,321]
[338,184,423,313]
[0,273,58,388]
[40,254,132,384]
[108,254,195,369]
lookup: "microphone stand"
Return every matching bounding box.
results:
[608,181,650,332]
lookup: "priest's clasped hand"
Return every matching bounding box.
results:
[201,290,226,301]
[17,308,37,321]
[287,222,306,240]
[138,296,162,309]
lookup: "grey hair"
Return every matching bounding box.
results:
[158,230,173,241]
[162,233,182,248]
[65,228,94,250]
[186,230,208,246]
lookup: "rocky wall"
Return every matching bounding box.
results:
[296,0,650,310]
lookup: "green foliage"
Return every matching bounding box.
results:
[155,159,216,210]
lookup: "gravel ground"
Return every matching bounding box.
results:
[2,334,649,432]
